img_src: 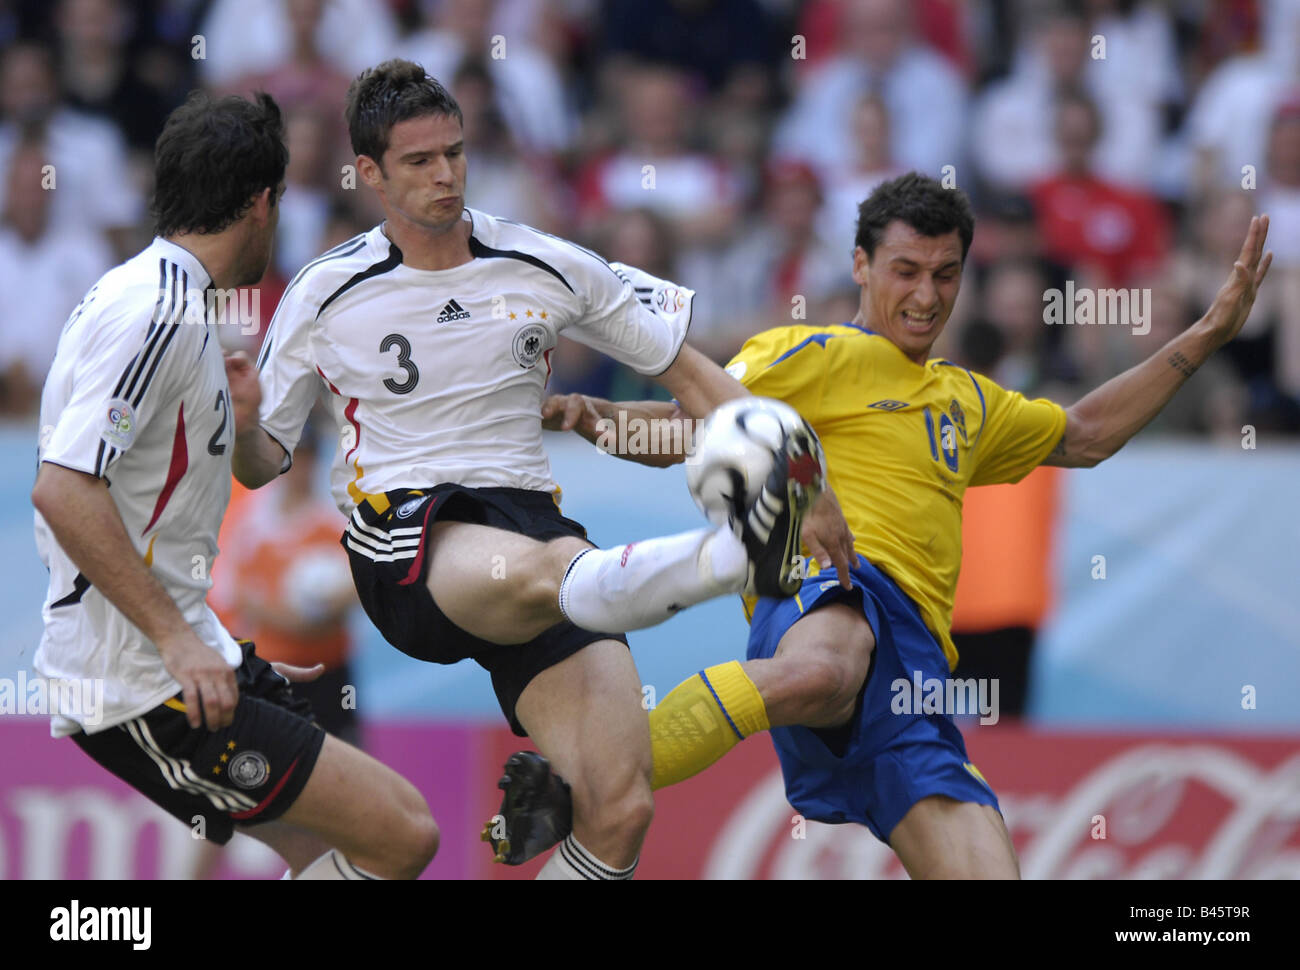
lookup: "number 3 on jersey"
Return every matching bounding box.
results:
[923,407,959,473]
[381,333,419,394]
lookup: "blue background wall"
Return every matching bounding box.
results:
[4,420,1298,729]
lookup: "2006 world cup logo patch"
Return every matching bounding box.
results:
[101,398,136,449]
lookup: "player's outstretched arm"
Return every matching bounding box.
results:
[227,352,288,488]
[538,342,748,467]
[1045,214,1273,468]
[542,392,686,467]
[31,463,238,729]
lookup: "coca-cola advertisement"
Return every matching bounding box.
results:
[482,723,1300,880]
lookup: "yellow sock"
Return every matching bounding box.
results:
[649,661,770,790]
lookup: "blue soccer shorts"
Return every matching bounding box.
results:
[747,556,1000,843]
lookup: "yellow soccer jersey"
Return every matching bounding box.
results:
[728,322,1067,669]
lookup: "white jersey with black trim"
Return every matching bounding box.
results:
[256,207,694,515]
[34,237,242,737]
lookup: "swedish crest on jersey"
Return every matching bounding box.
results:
[948,398,968,443]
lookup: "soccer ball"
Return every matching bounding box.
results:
[686,397,824,527]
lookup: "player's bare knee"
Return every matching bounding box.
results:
[379,778,439,875]
[571,774,654,848]
[518,537,591,624]
[579,786,654,849]
[790,656,861,726]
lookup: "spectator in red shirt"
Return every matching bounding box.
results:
[1030,89,1172,288]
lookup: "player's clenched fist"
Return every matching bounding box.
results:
[156,631,239,730]
[225,352,263,433]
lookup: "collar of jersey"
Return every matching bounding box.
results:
[150,236,213,291]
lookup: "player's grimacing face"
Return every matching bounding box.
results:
[369,113,467,232]
[853,221,964,365]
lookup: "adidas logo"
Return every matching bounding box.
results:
[436,299,471,323]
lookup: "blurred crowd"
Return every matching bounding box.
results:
[1,0,1298,435]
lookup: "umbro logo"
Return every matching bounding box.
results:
[436,299,471,323]
[868,399,909,411]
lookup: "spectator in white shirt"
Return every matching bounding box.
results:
[0,42,142,256]
[772,0,967,183]
[0,128,112,415]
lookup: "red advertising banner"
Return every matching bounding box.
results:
[481,723,1300,880]
[4,718,1297,879]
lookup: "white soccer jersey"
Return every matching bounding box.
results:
[257,208,693,514]
[34,238,242,737]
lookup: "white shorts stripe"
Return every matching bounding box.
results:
[126,718,257,812]
[343,534,419,563]
[345,523,421,552]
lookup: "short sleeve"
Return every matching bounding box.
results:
[43,296,194,478]
[560,260,692,376]
[968,372,1067,486]
[256,283,323,467]
[724,328,831,425]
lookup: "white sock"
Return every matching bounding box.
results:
[536,834,638,880]
[558,526,747,632]
[293,849,382,880]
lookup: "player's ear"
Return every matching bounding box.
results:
[356,154,384,188]
[852,246,870,286]
[241,187,273,228]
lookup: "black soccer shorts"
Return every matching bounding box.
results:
[344,484,629,736]
[72,640,326,845]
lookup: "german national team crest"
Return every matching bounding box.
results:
[948,398,968,443]
[512,324,548,369]
[228,750,270,789]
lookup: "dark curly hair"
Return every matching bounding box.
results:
[855,172,976,262]
[151,91,286,237]
[345,59,463,171]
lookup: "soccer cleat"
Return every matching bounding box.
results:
[481,751,573,866]
[734,420,826,598]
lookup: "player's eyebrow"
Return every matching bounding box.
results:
[399,141,463,161]
[890,256,961,273]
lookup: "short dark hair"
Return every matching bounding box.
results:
[345,59,462,168]
[151,91,286,236]
[854,172,975,262]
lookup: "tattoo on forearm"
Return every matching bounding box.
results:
[1049,433,1066,458]
[1168,351,1198,378]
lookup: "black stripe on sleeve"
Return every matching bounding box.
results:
[316,242,404,319]
[467,236,574,294]
[130,270,188,408]
[259,237,371,370]
[121,263,179,403]
[111,259,169,398]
